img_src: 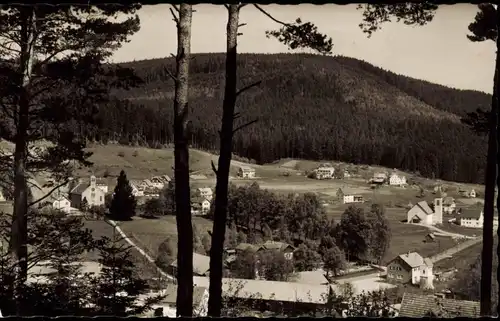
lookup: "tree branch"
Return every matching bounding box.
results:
[28,180,70,207]
[211,160,218,175]
[236,80,262,98]
[171,4,180,13]
[169,7,179,25]
[164,66,177,82]
[233,119,258,134]
[253,4,289,26]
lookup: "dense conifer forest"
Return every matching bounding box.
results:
[87,53,490,184]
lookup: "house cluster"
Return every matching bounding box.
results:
[370,171,407,187]
[459,188,477,198]
[130,174,172,197]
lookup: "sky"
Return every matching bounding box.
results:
[112,4,496,94]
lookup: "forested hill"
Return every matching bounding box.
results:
[93,53,490,184]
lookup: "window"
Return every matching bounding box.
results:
[100,196,103,202]
[91,193,95,199]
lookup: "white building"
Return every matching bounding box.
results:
[469,189,477,198]
[372,172,387,184]
[191,197,211,215]
[387,252,433,287]
[52,195,72,213]
[407,198,443,226]
[129,181,144,197]
[389,173,407,186]
[150,176,165,190]
[315,167,335,179]
[442,197,456,214]
[96,180,109,194]
[458,208,484,228]
[69,175,106,209]
[238,166,256,179]
[343,195,364,204]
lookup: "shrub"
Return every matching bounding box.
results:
[117,151,125,157]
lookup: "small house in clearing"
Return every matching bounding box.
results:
[457,208,484,229]
[150,176,166,190]
[389,173,407,186]
[69,175,106,209]
[129,180,145,197]
[407,198,443,226]
[337,188,363,204]
[386,252,434,288]
[51,195,72,213]
[238,166,256,179]
[371,172,387,185]
[261,241,295,260]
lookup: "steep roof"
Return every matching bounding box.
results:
[460,208,482,220]
[261,241,294,252]
[239,166,255,172]
[70,182,90,195]
[170,253,210,275]
[235,243,261,252]
[397,252,426,268]
[399,292,479,318]
[415,201,434,215]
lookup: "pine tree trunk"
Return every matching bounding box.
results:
[9,7,36,314]
[173,4,194,317]
[481,59,497,316]
[207,4,240,317]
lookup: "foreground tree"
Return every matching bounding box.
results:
[0,5,141,303]
[109,170,136,221]
[167,4,194,316]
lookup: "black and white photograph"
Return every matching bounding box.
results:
[0,2,497,318]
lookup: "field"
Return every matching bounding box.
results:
[14,144,480,273]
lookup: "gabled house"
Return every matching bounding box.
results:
[51,195,72,213]
[442,197,456,214]
[195,187,213,201]
[238,166,256,179]
[69,175,106,209]
[128,181,144,197]
[457,208,484,228]
[386,252,434,287]
[399,292,479,318]
[150,176,165,190]
[191,197,211,215]
[261,241,295,260]
[337,188,363,204]
[469,189,477,198]
[424,233,436,243]
[169,253,211,277]
[95,178,109,194]
[315,167,335,180]
[407,198,443,225]
[389,173,407,186]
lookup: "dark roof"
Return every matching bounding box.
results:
[460,208,482,220]
[235,243,261,252]
[261,241,295,252]
[399,292,479,318]
[70,183,90,195]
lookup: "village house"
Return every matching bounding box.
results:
[128,180,145,197]
[399,292,479,318]
[191,197,211,215]
[261,241,295,260]
[315,166,335,180]
[51,195,72,213]
[389,173,407,186]
[371,172,387,185]
[195,187,213,201]
[386,252,434,288]
[168,253,211,277]
[238,166,256,179]
[457,208,484,229]
[407,198,443,226]
[69,175,106,209]
[193,276,332,316]
[150,176,166,190]
[342,170,351,178]
[95,178,109,194]
[336,188,364,204]
[442,197,456,214]
[138,285,209,317]
[469,189,477,198]
[459,188,477,198]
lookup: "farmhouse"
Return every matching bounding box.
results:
[337,188,364,204]
[261,241,295,260]
[150,176,165,190]
[442,197,456,214]
[51,195,72,213]
[138,285,208,317]
[191,197,211,215]
[371,172,387,184]
[69,175,106,209]
[169,253,210,277]
[315,166,335,180]
[399,292,479,318]
[457,208,484,229]
[389,173,407,186]
[407,198,443,226]
[238,166,256,179]
[129,180,145,197]
[195,187,213,201]
[95,179,109,194]
[386,252,434,287]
